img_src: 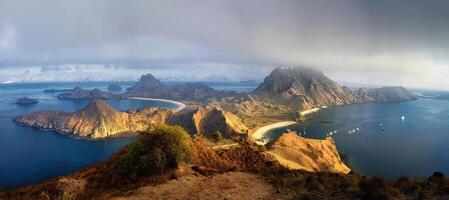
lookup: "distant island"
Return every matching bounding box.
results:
[15,97,39,105]
[107,84,122,91]
[43,88,73,93]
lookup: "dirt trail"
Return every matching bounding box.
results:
[113,172,279,200]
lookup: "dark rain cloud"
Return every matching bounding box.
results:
[0,0,448,88]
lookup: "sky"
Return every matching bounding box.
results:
[0,0,448,90]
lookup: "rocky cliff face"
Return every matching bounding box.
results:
[191,107,248,138]
[169,106,249,140]
[14,99,174,138]
[124,74,239,102]
[267,132,350,174]
[252,67,417,109]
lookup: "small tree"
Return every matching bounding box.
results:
[116,125,196,176]
[211,131,223,142]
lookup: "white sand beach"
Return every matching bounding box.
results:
[253,121,297,145]
[253,107,325,145]
[126,97,186,112]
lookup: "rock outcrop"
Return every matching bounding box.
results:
[267,131,350,174]
[169,106,249,140]
[191,107,248,138]
[57,87,118,99]
[14,99,174,138]
[16,97,39,105]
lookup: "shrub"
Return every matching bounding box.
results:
[116,125,196,176]
[211,131,223,142]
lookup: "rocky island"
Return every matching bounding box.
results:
[13,99,249,140]
[107,84,122,91]
[57,87,118,99]
[123,74,239,102]
[251,67,417,109]
[15,97,39,105]
[14,99,174,138]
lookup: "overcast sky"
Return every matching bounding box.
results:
[0,0,448,89]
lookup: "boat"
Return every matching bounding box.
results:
[401,116,406,121]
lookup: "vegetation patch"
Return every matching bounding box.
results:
[116,125,196,176]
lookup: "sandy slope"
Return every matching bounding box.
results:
[267,132,350,174]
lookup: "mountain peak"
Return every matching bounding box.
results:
[77,99,118,117]
[139,73,162,85]
[254,66,328,95]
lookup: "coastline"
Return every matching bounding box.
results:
[252,107,324,145]
[126,97,186,112]
[253,121,297,145]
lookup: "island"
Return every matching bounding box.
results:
[107,84,122,91]
[15,97,39,105]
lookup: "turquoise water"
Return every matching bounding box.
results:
[267,98,449,179]
[0,82,178,189]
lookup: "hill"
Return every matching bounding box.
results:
[14,99,174,138]
[267,131,350,174]
[251,67,417,109]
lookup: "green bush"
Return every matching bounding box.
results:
[211,131,223,142]
[116,125,195,176]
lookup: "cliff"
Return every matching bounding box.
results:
[267,131,350,174]
[14,99,174,138]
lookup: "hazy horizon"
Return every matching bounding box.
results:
[1,0,449,90]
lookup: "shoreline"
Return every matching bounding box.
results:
[126,97,186,112]
[253,121,297,145]
[252,107,324,145]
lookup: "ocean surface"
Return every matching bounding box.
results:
[266,97,449,179]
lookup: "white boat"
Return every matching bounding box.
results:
[401,116,406,121]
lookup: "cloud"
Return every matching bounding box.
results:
[0,0,448,89]
[0,25,16,50]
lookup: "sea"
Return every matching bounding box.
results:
[266,96,449,179]
[1,81,449,189]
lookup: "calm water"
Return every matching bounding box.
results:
[267,97,449,179]
[0,82,179,189]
